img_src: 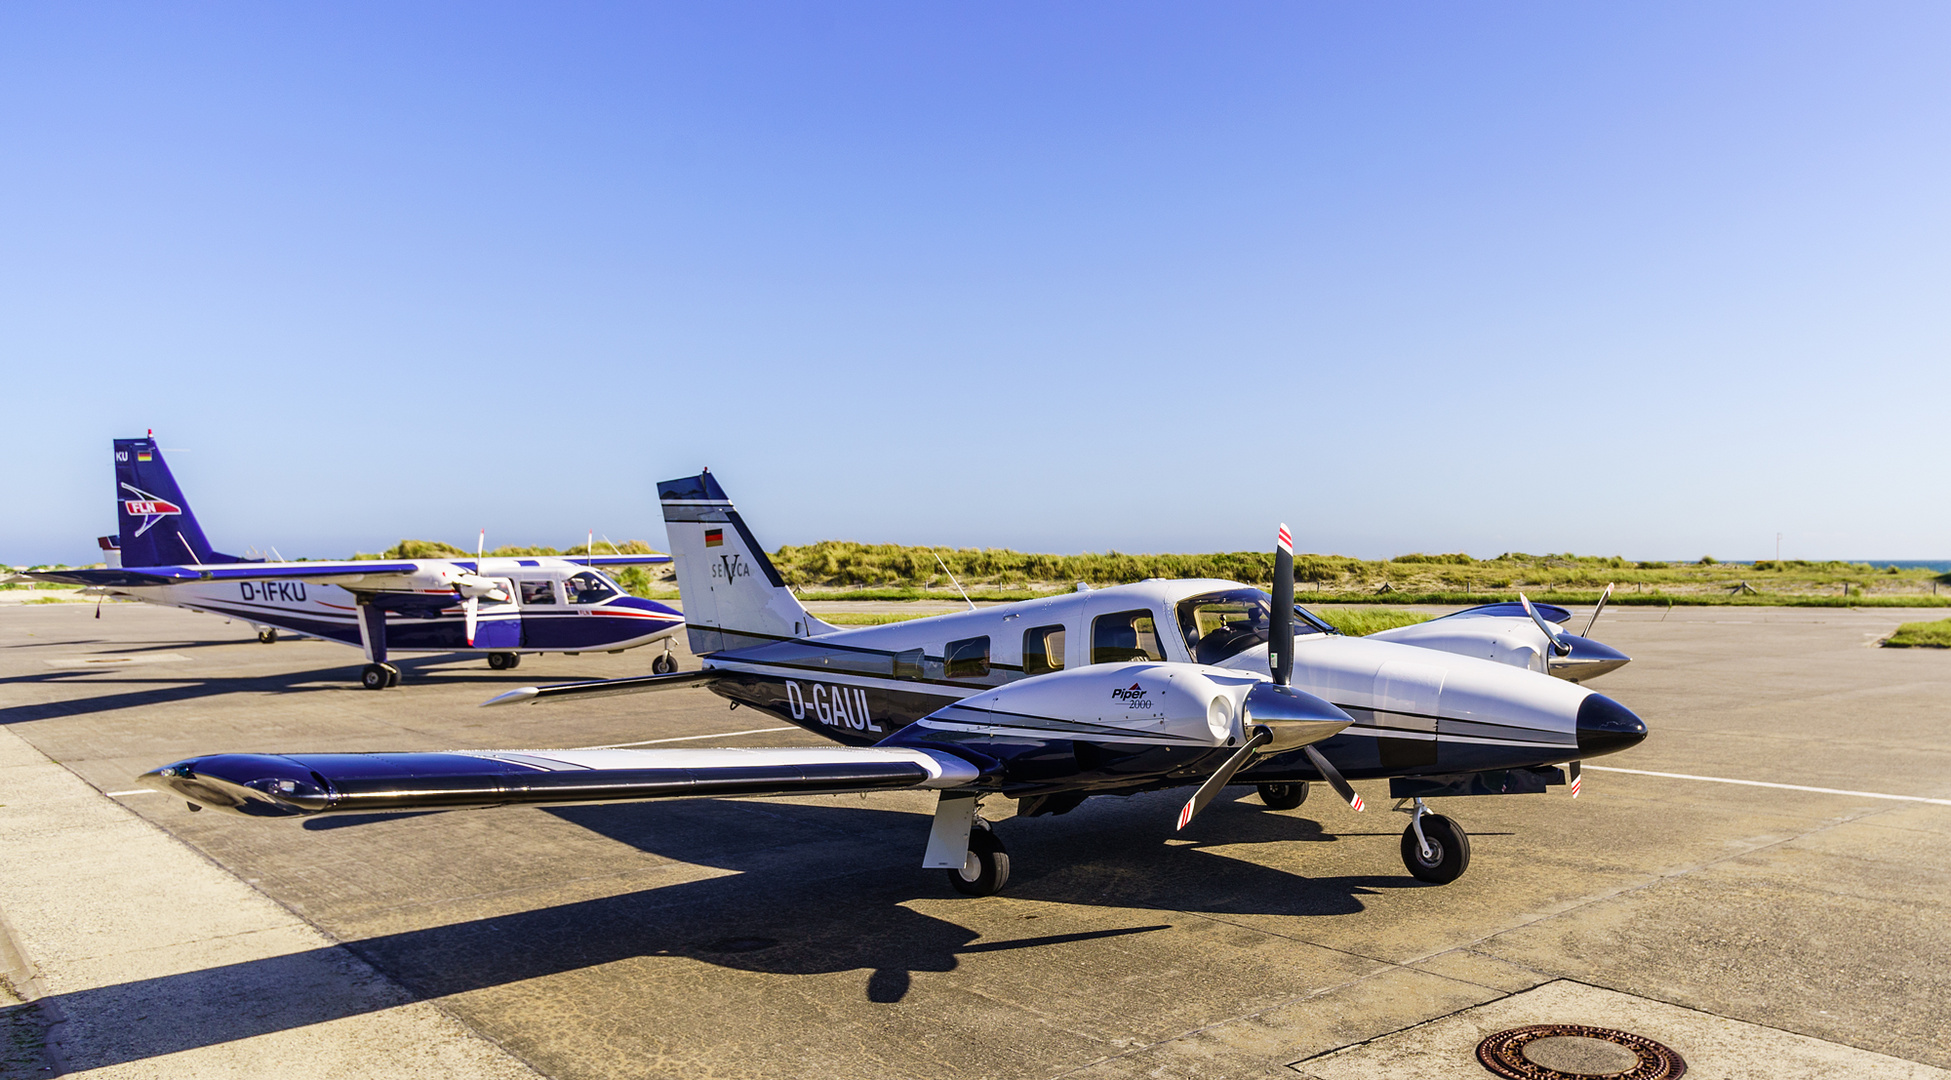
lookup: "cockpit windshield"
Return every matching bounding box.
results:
[1175,588,1338,665]
[565,571,620,605]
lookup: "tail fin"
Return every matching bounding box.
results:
[657,471,833,654]
[114,436,236,567]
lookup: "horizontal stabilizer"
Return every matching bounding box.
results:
[140,745,982,816]
[483,668,720,706]
[18,566,205,587]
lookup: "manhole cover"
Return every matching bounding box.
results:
[1478,1024,1686,1079]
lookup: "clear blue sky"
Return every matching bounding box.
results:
[4,2,1946,565]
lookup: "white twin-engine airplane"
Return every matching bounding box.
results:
[20,436,685,689]
[141,472,1649,896]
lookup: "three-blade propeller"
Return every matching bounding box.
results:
[1582,582,1614,638]
[1519,592,1572,657]
[1176,524,1363,830]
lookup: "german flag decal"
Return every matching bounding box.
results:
[136,450,153,462]
[704,528,723,547]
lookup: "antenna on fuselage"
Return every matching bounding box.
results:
[934,552,976,612]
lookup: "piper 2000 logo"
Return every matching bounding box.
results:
[1112,683,1155,709]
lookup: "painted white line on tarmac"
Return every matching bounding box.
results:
[1586,766,1951,806]
[576,726,798,749]
[105,789,161,797]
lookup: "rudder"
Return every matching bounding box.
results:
[657,471,832,654]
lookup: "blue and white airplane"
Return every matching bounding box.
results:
[20,435,685,689]
[139,471,1649,895]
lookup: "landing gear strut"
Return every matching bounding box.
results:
[360,663,400,690]
[1257,781,1307,810]
[1400,797,1470,884]
[947,820,1010,897]
[487,652,520,671]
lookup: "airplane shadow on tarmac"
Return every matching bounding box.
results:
[20,794,1429,1070]
[0,658,592,726]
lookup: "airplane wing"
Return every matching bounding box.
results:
[139,744,982,817]
[564,555,673,567]
[14,560,425,587]
[483,668,721,706]
[14,566,209,587]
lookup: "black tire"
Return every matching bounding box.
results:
[360,664,389,690]
[257,628,278,644]
[652,654,676,675]
[1401,813,1471,884]
[1257,782,1307,810]
[946,827,1011,897]
[488,652,517,671]
[382,663,400,688]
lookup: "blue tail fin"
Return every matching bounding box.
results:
[114,436,236,567]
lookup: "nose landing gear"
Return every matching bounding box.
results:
[1400,797,1470,883]
[1257,781,1308,810]
[651,641,678,674]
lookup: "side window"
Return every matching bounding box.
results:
[1022,625,1066,676]
[944,636,990,679]
[565,571,617,605]
[1092,610,1167,664]
[518,580,557,605]
[893,648,924,681]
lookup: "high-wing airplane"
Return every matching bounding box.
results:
[1366,590,1630,683]
[20,435,685,688]
[140,471,1648,896]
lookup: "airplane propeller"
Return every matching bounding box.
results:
[1176,524,1360,830]
[1519,592,1572,657]
[1582,582,1614,638]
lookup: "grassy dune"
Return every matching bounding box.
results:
[1884,618,1951,647]
[763,542,1949,607]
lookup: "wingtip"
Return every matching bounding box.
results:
[481,686,541,707]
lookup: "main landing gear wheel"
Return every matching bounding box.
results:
[1401,812,1471,884]
[947,825,1010,897]
[1257,782,1308,810]
[651,653,677,675]
[360,663,400,690]
[256,628,278,644]
[487,652,520,671]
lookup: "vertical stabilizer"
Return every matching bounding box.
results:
[657,472,833,654]
[114,436,235,567]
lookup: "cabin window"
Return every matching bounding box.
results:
[518,580,558,605]
[893,648,924,680]
[944,636,991,679]
[1175,587,1337,664]
[1022,625,1066,676]
[565,571,617,604]
[1092,610,1168,664]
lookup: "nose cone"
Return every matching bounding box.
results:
[1548,634,1632,682]
[1576,693,1647,757]
[1242,682,1353,751]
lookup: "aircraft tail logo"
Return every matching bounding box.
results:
[657,471,834,653]
[120,483,183,536]
[112,435,236,567]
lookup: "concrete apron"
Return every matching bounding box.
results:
[1296,979,1947,1080]
[0,723,541,1079]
